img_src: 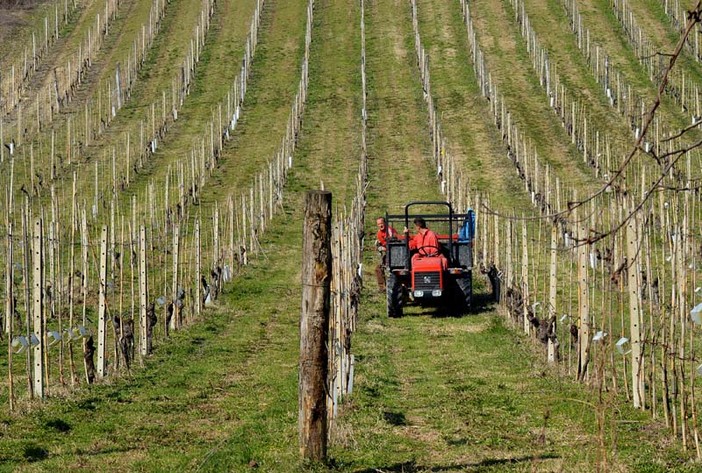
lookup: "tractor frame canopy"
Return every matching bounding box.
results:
[385,201,473,273]
[384,201,474,318]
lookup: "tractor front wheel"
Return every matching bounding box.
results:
[387,273,403,318]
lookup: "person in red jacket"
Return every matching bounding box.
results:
[404,217,440,257]
[375,217,397,250]
[375,217,397,292]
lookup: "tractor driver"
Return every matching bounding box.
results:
[404,217,440,256]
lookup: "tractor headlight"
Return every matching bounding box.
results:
[413,290,424,298]
[431,289,442,297]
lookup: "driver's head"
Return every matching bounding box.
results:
[413,217,427,229]
[376,217,386,230]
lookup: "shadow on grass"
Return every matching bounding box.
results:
[470,291,498,315]
[425,290,497,319]
[353,454,560,472]
[22,444,49,462]
[382,410,407,426]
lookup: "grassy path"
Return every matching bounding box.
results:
[291,0,362,206]
[468,0,595,193]
[413,0,533,211]
[506,0,634,144]
[194,0,310,206]
[75,0,261,201]
[363,0,440,218]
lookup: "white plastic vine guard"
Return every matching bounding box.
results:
[592,331,607,342]
[47,331,62,347]
[691,303,702,325]
[12,336,28,354]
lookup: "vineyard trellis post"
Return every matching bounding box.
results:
[578,224,590,382]
[522,220,529,335]
[171,224,180,331]
[627,211,644,408]
[139,226,149,358]
[6,221,14,410]
[195,219,201,317]
[22,204,33,397]
[32,218,45,398]
[299,190,331,462]
[97,225,108,379]
[548,222,557,363]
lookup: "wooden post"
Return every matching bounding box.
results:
[4,221,11,335]
[22,205,33,397]
[627,213,644,408]
[97,225,108,379]
[548,223,557,363]
[522,220,529,335]
[6,221,14,410]
[299,191,331,462]
[195,219,201,317]
[33,218,45,398]
[171,224,180,330]
[139,226,149,357]
[213,206,220,266]
[68,176,77,385]
[577,225,590,381]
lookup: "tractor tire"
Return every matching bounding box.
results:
[387,273,403,318]
[455,273,472,314]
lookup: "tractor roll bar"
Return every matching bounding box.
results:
[385,201,460,268]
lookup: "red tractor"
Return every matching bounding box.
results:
[384,201,474,317]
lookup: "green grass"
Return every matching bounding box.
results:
[291,0,362,207]
[363,0,441,217]
[79,0,256,199]
[192,0,310,207]
[0,0,701,471]
[469,0,596,193]
[413,0,534,212]
[0,204,305,471]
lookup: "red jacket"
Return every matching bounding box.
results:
[409,228,440,256]
[376,226,397,247]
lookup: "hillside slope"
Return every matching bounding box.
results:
[0,0,700,471]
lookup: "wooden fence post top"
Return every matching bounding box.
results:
[304,190,332,202]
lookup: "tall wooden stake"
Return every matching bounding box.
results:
[195,219,201,317]
[627,213,644,408]
[548,222,557,363]
[97,225,108,379]
[171,224,180,330]
[299,191,331,462]
[139,226,149,357]
[33,218,45,398]
[6,222,14,410]
[578,225,590,382]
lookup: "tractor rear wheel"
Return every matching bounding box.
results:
[387,273,403,318]
[455,273,472,314]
